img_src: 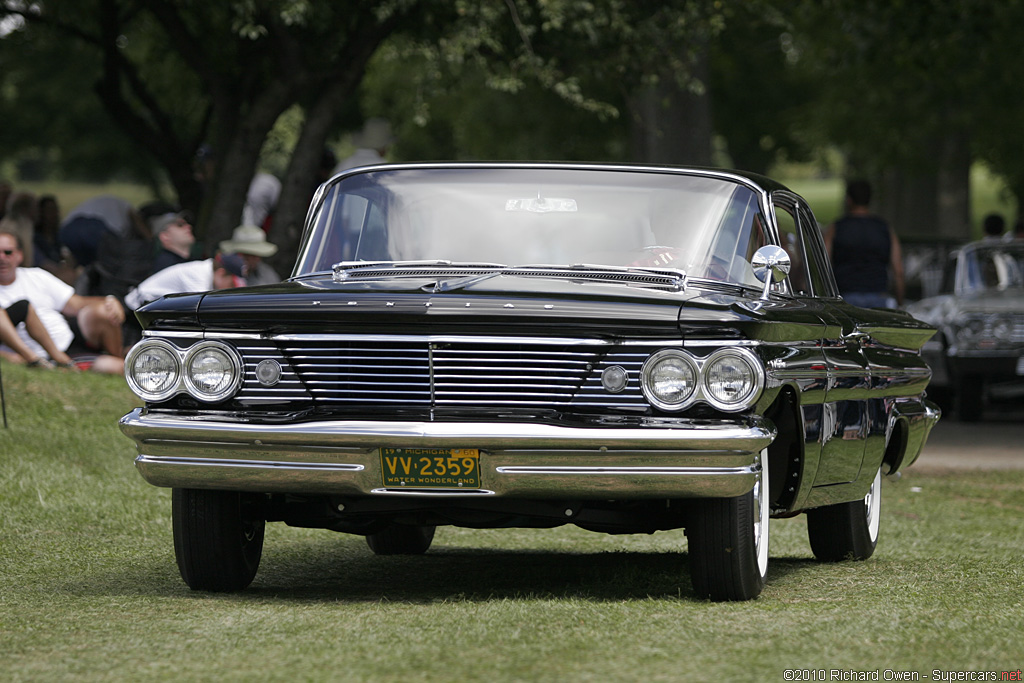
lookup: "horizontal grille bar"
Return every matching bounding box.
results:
[232,337,653,409]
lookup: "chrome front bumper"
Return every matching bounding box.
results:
[119,409,776,499]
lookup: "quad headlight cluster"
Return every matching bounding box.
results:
[640,347,764,412]
[125,339,243,403]
[955,313,1022,350]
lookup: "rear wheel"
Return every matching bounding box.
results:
[688,449,769,601]
[807,466,881,562]
[172,489,265,591]
[366,524,436,555]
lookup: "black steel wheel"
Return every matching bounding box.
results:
[688,449,769,601]
[807,466,881,562]
[172,488,265,591]
[366,525,436,555]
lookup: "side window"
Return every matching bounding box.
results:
[356,201,389,260]
[797,205,833,296]
[772,203,812,296]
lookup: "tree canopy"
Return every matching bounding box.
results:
[2,0,1022,255]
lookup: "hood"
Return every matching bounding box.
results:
[908,289,1024,327]
[139,273,785,338]
[951,288,1024,314]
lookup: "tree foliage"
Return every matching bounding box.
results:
[6,0,1023,255]
[2,0,729,266]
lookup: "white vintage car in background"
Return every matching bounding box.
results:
[907,240,1024,421]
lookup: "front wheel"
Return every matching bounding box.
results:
[688,449,769,601]
[807,466,881,562]
[172,488,266,591]
[366,524,436,555]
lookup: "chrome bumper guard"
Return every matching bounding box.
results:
[119,409,776,499]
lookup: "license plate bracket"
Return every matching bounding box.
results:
[379,448,481,489]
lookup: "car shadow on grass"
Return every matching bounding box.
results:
[72,543,824,602]
[244,540,822,602]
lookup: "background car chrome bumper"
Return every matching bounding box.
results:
[119,409,776,499]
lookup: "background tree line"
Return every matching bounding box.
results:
[1,0,1021,272]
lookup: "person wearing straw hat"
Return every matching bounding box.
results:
[219,224,280,285]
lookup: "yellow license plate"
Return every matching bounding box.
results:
[380,448,480,489]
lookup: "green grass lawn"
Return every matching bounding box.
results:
[1,365,1022,681]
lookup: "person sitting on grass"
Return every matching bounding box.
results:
[124,251,247,311]
[0,231,126,374]
[1,300,78,369]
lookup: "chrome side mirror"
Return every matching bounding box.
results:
[751,245,791,300]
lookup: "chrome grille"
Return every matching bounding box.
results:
[1012,315,1024,343]
[232,336,651,409]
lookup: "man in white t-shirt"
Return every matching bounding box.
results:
[124,252,246,311]
[0,231,126,373]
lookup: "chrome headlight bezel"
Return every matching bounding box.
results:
[640,347,765,413]
[124,339,183,403]
[124,338,242,404]
[183,341,244,403]
[641,349,700,410]
[701,348,765,412]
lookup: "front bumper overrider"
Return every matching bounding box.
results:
[118,409,776,500]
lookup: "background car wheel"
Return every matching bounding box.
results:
[688,449,769,601]
[806,466,881,562]
[366,525,437,555]
[172,488,265,591]
[956,374,985,422]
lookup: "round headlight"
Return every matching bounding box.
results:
[642,350,698,410]
[184,342,242,402]
[125,340,181,402]
[989,319,1010,340]
[702,349,763,412]
[957,317,985,340]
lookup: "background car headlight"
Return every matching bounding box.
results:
[641,350,698,410]
[184,342,242,402]
[125,340,181,402]
[989,319,1010,340]
[956,315,986,341]
[701,349,764,412]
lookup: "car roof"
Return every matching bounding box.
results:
[326,161,790,196]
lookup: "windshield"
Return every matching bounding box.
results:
[295,167,768,287]
[958,243,1024,293]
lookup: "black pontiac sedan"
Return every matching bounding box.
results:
[119,163,940,601]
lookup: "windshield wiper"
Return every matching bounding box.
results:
[332,260,507,281]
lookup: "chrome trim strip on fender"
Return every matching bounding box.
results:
[495,464,756,476]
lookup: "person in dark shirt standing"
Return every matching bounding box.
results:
[823,179,905,309]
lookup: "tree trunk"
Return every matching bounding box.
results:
[198,80,294,252]
[628,49,712,166]
[875,131,971,242]
[271,87,367,274]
